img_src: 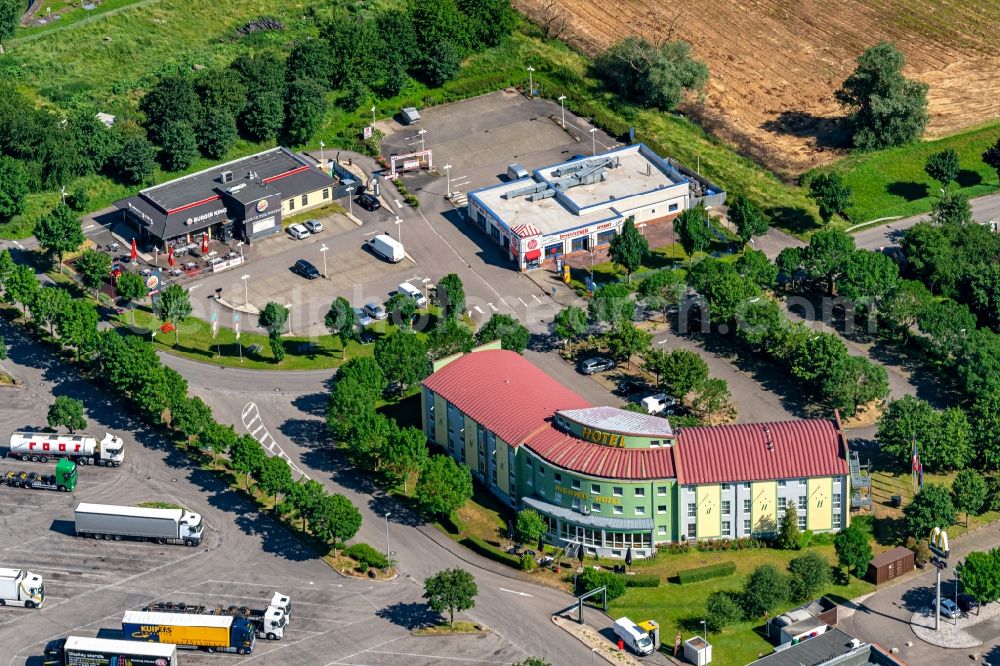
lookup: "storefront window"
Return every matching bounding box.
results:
[570,236,588,252]
[544,242,562,258]
[597,229,616,245]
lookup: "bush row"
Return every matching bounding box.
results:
[344,543,390,570]
[624,573,661,588]
[695,537,764,552]
[677,561,737,585]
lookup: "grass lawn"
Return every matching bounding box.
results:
[413,621,487,635]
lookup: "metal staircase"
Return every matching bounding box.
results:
[850,450,872,510]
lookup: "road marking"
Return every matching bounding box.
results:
[532,294,542,303]
[473,305,484,314]
[518,297,528,307]
[395,199,403,208]
[12,241,23,249]
[368,651,511,664]
[241,402,310,481]
[83,224,96,230]
[324,633,408,665]
[498,587,533,597]
[488,302,498,311]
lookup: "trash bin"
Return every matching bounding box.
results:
[891,495,901,508]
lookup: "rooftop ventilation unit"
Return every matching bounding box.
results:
[220,170,233,184]
[502,182,550,200]
[227,183,247,194]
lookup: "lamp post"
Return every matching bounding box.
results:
[443,163,453,197]
[558,95,567,128]
[955,566,961,626]
[701,619,707,637]
[241,274,250,307]
[526,66,535,97]
[384,512,392,559]
[371,105,377,128]
[320,244,328,278]
[394,216,403,244]
[319,140,325,166]
[589,128,598,156]
[150,331,157,344]
[417,129,427,153]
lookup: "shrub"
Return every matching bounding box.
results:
[358,561,369,574]
[678,561,737,585]
[345,542,390,569]
[696,537,764,552]
[520,553,536,571]
[625,574,660,588]
[798,530,814,550]
[662,542,691,554]
[577,568,626,601]
[706,590,744,632]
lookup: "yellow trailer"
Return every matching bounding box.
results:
[122,610,256,654]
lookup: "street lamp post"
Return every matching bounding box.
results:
[526,66,535,97]
[417,129,427,153]
[443,163,453,197]
[150,331,157,344]
[384,512,392,559]
[589,128,598,156]
[701,619,707,637]
[558,95,567,128]
[320,244,329,278]
[241,274,250,307]
[394,216,403,244]
[371,105,377,128]
[319,140,325,166]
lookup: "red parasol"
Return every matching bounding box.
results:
[130,238,137,261]
[201,232,209,254]
[167,245,175,267]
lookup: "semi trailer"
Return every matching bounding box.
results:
[75,503,204,546]
[1,459,77,492]
[144,592,291,640]
[122,610,256,654]
[45,636,178,666]
[0,568,45,608]
[8,431,124,467]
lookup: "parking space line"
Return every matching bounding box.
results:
[203,579,343,591]
[488,303,498,311]
[0,534,48,553]
[368,651,511,664]
[473,306,483,314]
[518,297,528,306]
[532,294,542,303]
[325,632,408,665]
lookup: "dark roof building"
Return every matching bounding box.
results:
[749,628,906,666]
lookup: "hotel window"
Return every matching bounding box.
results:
[832,493,842,509]
[833,511,842,529]
[743,482,751,489]
[301,194,308,206]
[591,483,600,494]
[635,506,645,516]
[613,487,623,497]
[743,499,751,513]
[722,483,730,491]
[635,488,645,497]
[722,521,731,537]
[687,503,696,518]
[322,188,330,200]
[687,524,696,539]
[798,496,807,510]
[799,478,807,486]
[592,503,601,513]
[658,525,667,535]
[721,500,731,515]
[613,506,623,515]
[798,514,807,530]
[657,486,667,496]
[744,518,751,533]
[572,479,581,491]
[669,203,679,212]
[778,480,786,488]
[288,198,295,211]
[554,473,562,483]
[650,440,660,448]
[657,505,667,515]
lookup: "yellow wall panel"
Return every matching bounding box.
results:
[496,438,509,494]
[807,477,833,531]
[751,481,777,534]
[464,414,477,472]
[696,484,720,539]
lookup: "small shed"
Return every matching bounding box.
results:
[867,546,914,585]
[683,635,712,665]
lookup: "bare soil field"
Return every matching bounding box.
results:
[517,0,1000,175]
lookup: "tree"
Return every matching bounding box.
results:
[136,367,189,425]
[418,38,461,88]
[513,659,551,666]
[259,455,293,508]
[379,426,428,493]
[0,156,28,223]
[374,330,429,389]
[0,0,20,43]
[775,247,803,291]
[692,378,731,424]
[427,317,475,360]
[476,313,530,354]
[75,250,111,299]
[835,41,928,150]
[286,39,333,85]
[879,280,932,341]
[5,264,38,316]
[34,205,86,273]
[788,332,848,384]
[158,120,198,172]
[788,552,831,602]
[344,410,393,472]
[337,357,387,401]
[31,286,70,336]
[240,91,284,142]
[930,189,974,227]
[258,302,289,338]
[115,271,147,324]
[593,37,708,111]
[589,283,635,330]
[171,396,213,440]
[674,205,713,261]
[156,284,192,343]
[423,568,478,627]
[638,269,685,322]
[308,492,362,556]
[834,525,873,578]
[735,249,778,290]
[552,306,589,350]
[140,75,201,143]
[839,249,900,312]
[735,298,784,349]
[687,258,761,324]
[0,249,14,292]
[436,273,466,320]
[516,509,547,545]
[231,51,286,96]
[324,296,357,356]
[957,550,1000,610]
[904,484,957,539]
[925,149,960,188]
[416,454,473,518]
[195,68,248,118]
[109,133,156,185]
[958,328,1000,400]
[742,564,789,618]
[576,567,626,600]
[705,591,743,632]
[56,299,98,360]
[197,108,238,160]
[458,0,515,47]
[728,194,769,246]
[802,229,855,295]
[983,139,1000,184]
[386,292,418,329]
[876,395,937,464]
[284,478,326,531]
[777,503,801,550]
[969,392,1000,469]
[327,376,377,443]
[608,217,648,282]
[47,396,87,433]
[605,323,651,369]
[283,78,327,145]
[657,349,708,398]
[231,435,266,490]
[66,185,90,212]
[917,299,976,360]
[199,421,237,468]
[821,354,889,416]
[808,173,852,227]
[952,469,988,527]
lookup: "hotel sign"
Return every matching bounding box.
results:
[556,485,621,506]
[581,426,625,448]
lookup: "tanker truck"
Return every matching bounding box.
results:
[0,568,45,608]
[7,431,124,467]
[122,610,256,654]
[1,459,78,492]
[44,636,178,666]
[75,503,203,547]
[144,592,291,640]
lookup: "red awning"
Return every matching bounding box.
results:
[524,249,541,261]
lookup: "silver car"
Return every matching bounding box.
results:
[353,307,373,328]
[287,223,310,240]
[304,219,323,233]
[364,302,388,320]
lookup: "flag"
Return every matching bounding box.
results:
[911,436,920,472]
[201,232,209,254]
[130,238,137,261]
[211,311,218,339]
[167,245,175,267]
[235,321,240,341]
[918,463,924,488]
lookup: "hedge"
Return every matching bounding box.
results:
[625,573,661,588]
[677,561,737,585]
[345,542,389,569]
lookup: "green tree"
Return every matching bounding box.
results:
[109,132,156,185]
[0,249,14,291]
[952,469,988,527]
[735,297,784,349]
[231,435,266,490]
[692,378,731,424]
[115,271,147,325]
[283,78,327,145]
[553,305,589,348]
[777,503,801,550]
[608,217,648,282]
[788,332,848,384]
[605,322,651,369]
[31,286,70,336]
[674,205,713,262]
[957,550,1000,611]
[6,264,38,316]
[513,659,551,666]
[834,525,873,578]
[386,292,418,329]
[418,35,461,88]
[821,354,889,416]
[67,185,90,212]
[415,454,473,518]
[56,299,98,360]
[0,155,29,223]
[969,392,1000,469]
[576,568,626,601]
[259,455,293,508]
[327,376,377,442]
[284,478,326,531]
[458,0,515,47]
[199,421,237,468]
[198,108,238,160]
[593,37,708,111]
[516,509,547,545]
[904,484,957,539]
[638,269,685,322]
[427,317,475,360]
[47,396,87,433]
[876,395,936,464]
[338,357,387,401]
[195,68,248,117]
[788,552,832,602]
[803,229,855,294]
[706,591,743,632]
[476,313,530,354]
[436,273,466,320]
[258,302,289,338]
[75,250,111,299]
[735,249,778,290]
[957,328,1000,400]
[240,91,284,142]
[35,205,86,273]
[230,51,286,96]
[171,396,213,440]
[140,75,201,143]
[379,425,428,494]
[983,139,1000,184]
[930,189,974,227]
[835,41,928,150]
[374,330,429,389]
[286,39,333,85]
[0,0,20,43]
[839,250,900,308]
[344,410,393,472]
[917,299,976,360]
[158,120,198,172]
[742,564,789,618]
[775,247,803,291]
[308,492,362,556]
[423,568,478,627]
[728,193,769,246]
[808,173,852,227]
[658,349,708,398]
[925,149,960,188]
[878,280,932,341]
[687,258,761,324]
[156,284,192,343]
[588,283,635,330]
[324,296,357,357]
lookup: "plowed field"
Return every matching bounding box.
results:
[516,0,1000,174]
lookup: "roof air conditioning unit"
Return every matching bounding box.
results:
[220,170,233,183]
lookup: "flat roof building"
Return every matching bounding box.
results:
[749,628,906,666]
[114,147,335,248]
[467,144,725,270]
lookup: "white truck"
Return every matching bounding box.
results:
[367,233,405,263]
[46,636,178,666]
[613,617,654,656]
[397,281,427,307]
[144,591,292,640]
[7,431,124,467]
[0,568,45,608]
[75,503,204,547]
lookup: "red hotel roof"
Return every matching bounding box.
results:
[674,420,848,485]
[523,422,677,480]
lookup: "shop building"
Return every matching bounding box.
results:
[466,143,725,271]
[422,347,851,559]
[114,147,334,250]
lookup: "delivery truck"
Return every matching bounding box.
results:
[45,636,178,666]
[122,610,256,654]
[8,431,124,467]
[0,568,45,608]
[613,617,655,656]
[1,459,77,492]
[75,503,204,547]
[144,591,291,640]
[367,233,405,263]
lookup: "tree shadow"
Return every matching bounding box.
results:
[886,182,928,202]
[231,510,317,562]
[375,601,441,630]
[957,170,983,188]
[760,111,851,150]
[277,417,328,445]
[901,584,934,612]
[764,206,818,235]
[369,492,426,528]
[291,392,329,418]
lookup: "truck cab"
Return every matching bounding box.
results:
[179,511,203,544]
[98,433,125,465]
[0,568,45,608]
[613,617,654,656]
[261,607,286,639]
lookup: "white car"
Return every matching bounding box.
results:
[304,219,323,234]
[287,224,310,240]
[939,598,960,619]
[640,393,679,415]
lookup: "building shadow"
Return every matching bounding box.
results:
[438,208,518,270]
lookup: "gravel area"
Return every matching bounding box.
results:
[911,601,1000,648]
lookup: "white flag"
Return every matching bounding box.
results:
[234,321,240,341]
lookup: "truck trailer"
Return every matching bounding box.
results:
[122,610,256,654]
[144,591,291,640]
[45,636,178,666]
[0,568,45,608]
[75,503,204,546]
[8,431,124,467]
[1,459,77,492]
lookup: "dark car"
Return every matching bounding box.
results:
[958,594,979,613]
[579,356,615,375]
[292,259,320,279]
[356,193,381,211]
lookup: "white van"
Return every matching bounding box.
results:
[367,234,405,263]
[613,617,654,656]
[397,282,427,307]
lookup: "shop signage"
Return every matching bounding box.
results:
[556,485,621,506]
[186,208,227,226]
[557,220,616,241]
[527,238,539,250]
[127,201,154,225]
[256,199,269,213]
[581,426,625,448]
